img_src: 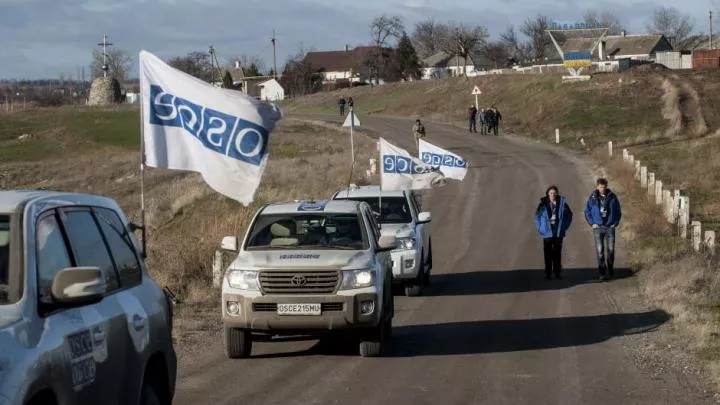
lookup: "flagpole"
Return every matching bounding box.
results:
[378,139,382,231]
[139,89,148,259]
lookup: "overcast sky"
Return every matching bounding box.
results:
[0,0,714,79]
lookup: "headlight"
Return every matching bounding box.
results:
[395,237,416,250]
[226,270,260,290]
[340,269,376,290]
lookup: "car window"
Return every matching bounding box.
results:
[36,213,73,305]
[0,215,12,305]
[334,197,412,224]
[246,213,368,250]
[60,209,120,293]
[93,207,142,288]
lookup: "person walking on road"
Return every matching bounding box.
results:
[338,96,346,115]
[412,119,426,151]
[535,185,573,280]
[491,106,502,135]
[347,97,354,110]
[468,104,478,133]
[584,178,622,281]
[479,108,487,135]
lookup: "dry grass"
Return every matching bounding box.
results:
[600,151,720,389]
[0,109,378,344]
[660,78,683,136]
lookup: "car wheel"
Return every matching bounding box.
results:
[359,318,388,357]
[139,380,162,405]
[224,327,252,358]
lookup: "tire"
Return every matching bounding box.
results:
[424,243,433,286]
[359,318,389,357]
[139,381,162,405]
[224,327,252,358]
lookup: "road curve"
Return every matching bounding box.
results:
[173,115,714,405]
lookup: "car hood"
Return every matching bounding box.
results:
[230,249,376,270]
[379,223,414,238]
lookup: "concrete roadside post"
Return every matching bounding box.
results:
[555,128,560,144]
[672,190,681,222]
[679,196,690,239]
[647,172,655,196]
[608,141,613,156]
[213,250,224,287]
[655,180,663,205]
[640,166,648,188]
[622,148,629,162]
[692,221,702,252]
[629,154,634,165]
[634,160,641,180]
[705,231,716,254]
[663,189,672,222]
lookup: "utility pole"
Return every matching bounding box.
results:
[710,10,714,49]
[271,30,277,79]
[97,34,113,78]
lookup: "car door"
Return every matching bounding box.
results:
[363,206,391,276]
[91,206,153,403]
[57,206,128,404]
[33,210,105,404]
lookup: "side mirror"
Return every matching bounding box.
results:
[417,212,432,224]
[51,267,106,306]
[376,235,397,252]
[221,236,239,251]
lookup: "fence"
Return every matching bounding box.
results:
[616,142,716,255]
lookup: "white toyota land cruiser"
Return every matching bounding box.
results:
[219,199,396,358]
[331,185,433,297]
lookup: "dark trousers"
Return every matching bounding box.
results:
[543,237,563,277]
[339,106,345,115]
[469,119,477,132]
[593,226,615,275]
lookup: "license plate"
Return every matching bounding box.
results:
[277,303,321,315]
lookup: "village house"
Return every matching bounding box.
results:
[421,51,500,79]
[301,45,393,84]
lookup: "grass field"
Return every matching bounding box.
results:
[0,106,378,345]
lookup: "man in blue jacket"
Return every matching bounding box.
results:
[535,185,573,280]
[584,178,622,281]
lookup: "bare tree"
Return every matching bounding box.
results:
[500,25,530,61]
[411,17,444,59]
[480,41,511,69]
[646,6,694,45]
[438,22,489,76]
[583,10,626,35]
[520,14,552,60]
[167,51,215,82]
[91,48,133,82]
[369,15,404,83]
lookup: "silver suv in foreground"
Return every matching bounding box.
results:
[220,199,396,358]
[0,191,176,405]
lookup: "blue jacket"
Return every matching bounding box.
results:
[584,189,621,226]
[535,196,573,239]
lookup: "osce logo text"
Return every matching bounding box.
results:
[149,84,268,166]
[383,154,439,174]
[420,152,467,168]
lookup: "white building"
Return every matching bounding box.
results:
[257,79,285,101]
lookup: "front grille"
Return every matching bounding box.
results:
[259,270,340,294]
[252,303,345,312]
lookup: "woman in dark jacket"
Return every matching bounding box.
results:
[534,185,573,280]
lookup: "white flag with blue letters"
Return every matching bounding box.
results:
[139,50,282,206]
[379,137,445,190]
[418,139,469,181]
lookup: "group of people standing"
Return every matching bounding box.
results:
[468,105,501,135]
[534,178,622,281]
[338,96,354,115]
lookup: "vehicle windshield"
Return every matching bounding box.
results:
[334,197,412,224]
[0,215,10,305]
[245,213,368,250]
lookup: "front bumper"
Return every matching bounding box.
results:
[390,248,421,280]
[222,291,381,334]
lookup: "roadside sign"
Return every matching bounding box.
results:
[471,85,482,95]
[342,111,360,127]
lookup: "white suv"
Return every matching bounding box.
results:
[332,185,432,296]
[219,199,396,358]
[0,190,176,405]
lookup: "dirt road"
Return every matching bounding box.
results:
[173,115,715,404]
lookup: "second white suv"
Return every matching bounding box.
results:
[332,185,432,296]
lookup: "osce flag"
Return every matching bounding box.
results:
[139,50,282,206]
[418,139,469,181]
[380,137,445,190]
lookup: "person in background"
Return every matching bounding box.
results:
[584,178,622,281]
[412,119,426,151]
[484,108,496,135]
[468,104,478,133]
[491,106,502,135]
[348,97,354,110]
[534,185,573,280]
[479,108,487,135]
[338,96,346,115]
